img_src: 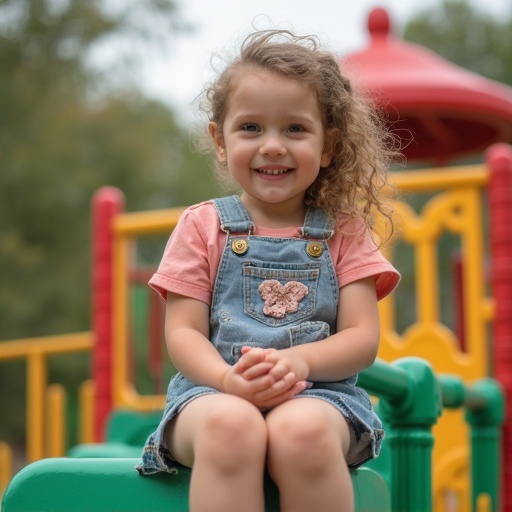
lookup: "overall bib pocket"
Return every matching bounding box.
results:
[242,261,320,327]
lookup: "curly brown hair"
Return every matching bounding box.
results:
[199,29,401,240]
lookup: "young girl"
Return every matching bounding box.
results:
[137,29,400,512]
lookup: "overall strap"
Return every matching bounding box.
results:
[213,195,254,234]
[302,207,335,240]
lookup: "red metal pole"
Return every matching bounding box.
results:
[488,143,512,512]
[91,187,124,442]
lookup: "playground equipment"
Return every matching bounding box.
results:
[342,8,512,509]
[1,459,390,512]
[343,7,512,165]
[1,358,504,512]
[1,147,511,511]
[2,6,512,511]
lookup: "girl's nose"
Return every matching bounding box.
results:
[259,134,286,157]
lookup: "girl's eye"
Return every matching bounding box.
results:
[241,123,259,132]
[287,124,304,133]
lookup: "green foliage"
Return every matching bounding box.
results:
[0,0,219,342]
[0,0,221,445]
[403,0,512,85]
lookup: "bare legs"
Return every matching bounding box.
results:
[266,398,354,512]
[165,394,267,512]
[165,395,354,512]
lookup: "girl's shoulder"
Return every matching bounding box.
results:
[183,199,217,217]
[178,200,220,228]
[169,201,223,250]
[331,213,401,300]
[334,213,368,240]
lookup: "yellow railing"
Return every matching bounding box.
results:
[112,207,184,411]
[0,332,94,493]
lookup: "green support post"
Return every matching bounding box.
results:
[465,379,505,512]
[378,357,442,512]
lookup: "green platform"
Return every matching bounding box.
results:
[67,409,160,459]
[1,457,390,512]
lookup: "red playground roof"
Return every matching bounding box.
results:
[341,7,512,164]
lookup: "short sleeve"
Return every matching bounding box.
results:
[330,219,400,301]
[148,203,222,305]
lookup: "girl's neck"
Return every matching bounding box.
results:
[240,194,306,229]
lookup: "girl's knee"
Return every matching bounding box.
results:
[266,401,347,473]
[197,398,267,466]
[270,415,334,454]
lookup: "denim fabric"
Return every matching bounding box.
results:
[136,196,384,476]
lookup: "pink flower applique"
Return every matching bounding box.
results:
[258,280,309,319]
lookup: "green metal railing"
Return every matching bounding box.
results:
[359,357,504,512]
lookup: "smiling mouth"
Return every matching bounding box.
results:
[255,168,293,175]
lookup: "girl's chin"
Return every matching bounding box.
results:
[246,191,305,206]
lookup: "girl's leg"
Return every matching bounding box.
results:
[266,398,354,512]
[165,394,267,512]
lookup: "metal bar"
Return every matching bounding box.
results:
[391,165,488,191]
[0,332,93,361]
[112,208,183,236]
[358,359,410,402]
[26,353,46,462]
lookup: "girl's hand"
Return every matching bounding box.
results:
[236,346,276,379]
[259,347,310,386]
[238,347,304,384]
[221,347,307,409]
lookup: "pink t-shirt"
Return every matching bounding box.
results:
[149,201,400,304]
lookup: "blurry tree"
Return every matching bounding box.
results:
[0,0,218,341]
[0,0,220,445]
[403,0,512,85]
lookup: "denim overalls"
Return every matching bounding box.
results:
[137,196,383,475]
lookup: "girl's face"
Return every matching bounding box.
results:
[209,69,332,219]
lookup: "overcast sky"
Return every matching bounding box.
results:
[133,0,511,123]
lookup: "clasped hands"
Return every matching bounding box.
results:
[221,346,310,410]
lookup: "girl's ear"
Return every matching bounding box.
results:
[320,129,335,168]
[209,122,227,165]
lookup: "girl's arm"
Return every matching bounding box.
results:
[259,277,380,383]
[165,292,306,408]
[164,293,227,389]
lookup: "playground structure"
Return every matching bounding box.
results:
[2,6,512,511]
[0,149,511,511]
[343,7,512,166]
